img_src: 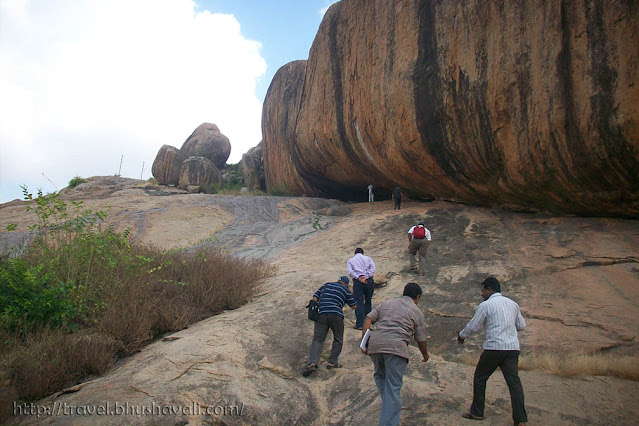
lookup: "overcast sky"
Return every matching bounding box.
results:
[0,0,339,202]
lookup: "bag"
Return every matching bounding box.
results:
[306,299,319,321]
[413,225,426,239]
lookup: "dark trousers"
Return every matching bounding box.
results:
[353,277,375,328]
[394,199,401,209]
[470,350,527,424]
[309,314,344,366]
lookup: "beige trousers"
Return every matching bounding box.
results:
[407,238,428,274]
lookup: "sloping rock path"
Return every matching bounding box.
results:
[1,177,638,425]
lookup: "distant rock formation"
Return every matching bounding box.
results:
[181,123,231,169]
[178,156,222,194]
[241,142,265,191]
[262,0,639,217]
[151,145,187,186]
[152,123,231,193]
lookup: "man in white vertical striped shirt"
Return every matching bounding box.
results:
[457,277,527,425]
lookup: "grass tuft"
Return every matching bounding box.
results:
[519,352,639,381]
[454,350,639,382]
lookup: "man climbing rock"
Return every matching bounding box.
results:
[407,220,431,276]
[303,276,357,377]
[347,247,376,330]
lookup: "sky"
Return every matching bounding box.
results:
[0,0,339,202]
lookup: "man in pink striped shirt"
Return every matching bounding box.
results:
[457,277,528,426]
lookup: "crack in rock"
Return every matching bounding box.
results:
[426,309,472,320]
[564,256,639,271]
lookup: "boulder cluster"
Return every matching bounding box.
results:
[152,123,231,193]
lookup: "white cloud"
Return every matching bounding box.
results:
[0,0,266,201]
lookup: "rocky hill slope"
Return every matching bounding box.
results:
[262,0,639,217]
[2,177,638,424]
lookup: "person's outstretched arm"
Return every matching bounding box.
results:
[417,340,429,362]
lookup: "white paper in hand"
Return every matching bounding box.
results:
[360,329,371,350]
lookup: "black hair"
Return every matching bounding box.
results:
[481,277,501,292]
[403,282,423,299]
[355,247,364,254]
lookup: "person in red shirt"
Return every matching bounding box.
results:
[407,221,431,276]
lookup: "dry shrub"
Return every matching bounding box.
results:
[1,245,272,415]
[96,281,157,354]
[95,246,273,355]
[1,327,117,402]
[0,370,18,421]
[519,352,639,381]
[453,350,639,382]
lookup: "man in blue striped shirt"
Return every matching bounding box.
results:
[457,277,527,425]
[303,276,357,377]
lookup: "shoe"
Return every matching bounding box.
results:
[461,412,484,420]
[302,364,318,377]
[410,265,418,270]
[418,273,425,277]
[354,326,363,330]
[326,363,342,369]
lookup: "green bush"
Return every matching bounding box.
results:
[68,176,88,189]
[221,162,244,192]
[0,259,80,332]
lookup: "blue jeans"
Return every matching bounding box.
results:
[353,277,374,328]
[371,353,408,426]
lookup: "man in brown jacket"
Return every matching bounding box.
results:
[361,283,429,426]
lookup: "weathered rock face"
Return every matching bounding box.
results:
[262,60,317,196]
[181,123,231,169]
[178,156,221,194]
[151,145,187,186]
[241,141,265,191]
[262,0,639,217]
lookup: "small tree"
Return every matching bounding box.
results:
[68,176,88,188]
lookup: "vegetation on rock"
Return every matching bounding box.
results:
[0,188,273,403]
[67,176,88,189]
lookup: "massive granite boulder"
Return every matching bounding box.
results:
[262,0,639,217]
[178,156,222,194]
[181,123,231,169]
[151,145,187,186]
[262,60,317,196]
